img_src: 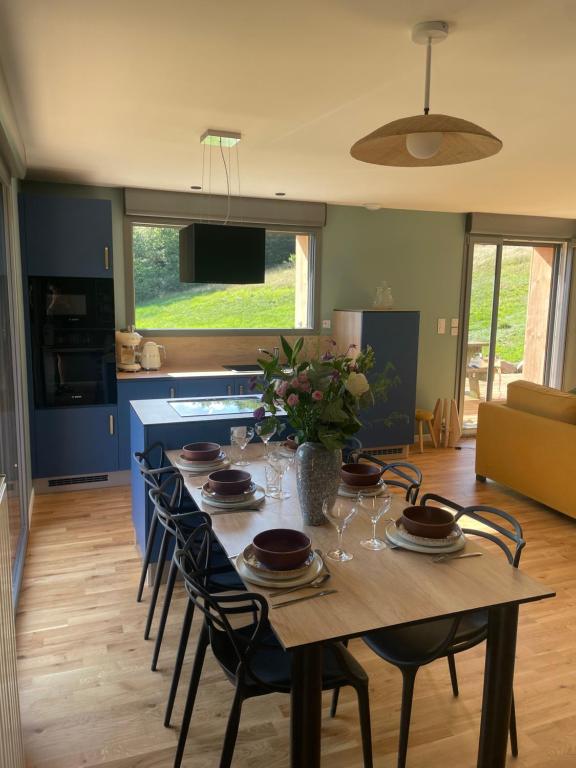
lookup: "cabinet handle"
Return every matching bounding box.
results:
[238,384,245,395]
[169,387,176,398]
[109,414,114,435]
[226,384,233,396]
[104,247,110,271]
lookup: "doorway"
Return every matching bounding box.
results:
[460,238,569,430]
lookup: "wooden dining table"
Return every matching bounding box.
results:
[167,444,555,768]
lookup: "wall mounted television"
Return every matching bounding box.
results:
[179,222,266,284]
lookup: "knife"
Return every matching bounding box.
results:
[271,589,338,609]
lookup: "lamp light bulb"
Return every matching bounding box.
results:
[406,132,443,160]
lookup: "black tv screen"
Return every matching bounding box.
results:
[179,223,266,284]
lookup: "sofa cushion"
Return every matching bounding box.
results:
[507,380,576,425]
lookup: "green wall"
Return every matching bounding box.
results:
[321,205,466,410]
[21,181,467,410]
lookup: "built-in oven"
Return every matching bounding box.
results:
[29,277,117,408]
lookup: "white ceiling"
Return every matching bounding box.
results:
[1,0,576,216]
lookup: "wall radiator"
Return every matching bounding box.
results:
[0,476,25,767]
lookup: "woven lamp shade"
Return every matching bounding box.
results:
[350,113,502,167]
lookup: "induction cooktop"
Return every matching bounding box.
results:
[169,397,262,418]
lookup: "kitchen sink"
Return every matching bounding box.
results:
[222,363,263,372]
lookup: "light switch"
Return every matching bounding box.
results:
[451,318,459,336]
[437,318,446,334]
[322,319,331,329]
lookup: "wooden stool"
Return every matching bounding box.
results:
[414,409,437,453]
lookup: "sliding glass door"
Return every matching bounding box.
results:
[461,237,569,430]
[0,183,27,598]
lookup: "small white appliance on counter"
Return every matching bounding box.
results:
[140,341,165,370]
[115,329,143,372]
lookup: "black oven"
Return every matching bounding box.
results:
[29,277,117,407]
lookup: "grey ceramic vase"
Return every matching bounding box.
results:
[295,442,342,526]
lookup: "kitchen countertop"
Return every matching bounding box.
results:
[130,395,272,426]
[117,366,262,381]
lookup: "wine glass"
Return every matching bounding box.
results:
[230,426,254,466]
[358,490,392,550]
[255,421,277,456]
[322,498,357,562]
[266,448,291,499]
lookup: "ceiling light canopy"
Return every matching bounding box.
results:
[350,21,502,168]
[200,129,241,147]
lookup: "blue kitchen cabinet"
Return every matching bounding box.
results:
[333,310,420,450]
[20,194,113,278]
[34,405,119,478]
[175,377,233,398]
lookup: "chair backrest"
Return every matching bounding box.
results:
[420,492,464,514]
[454,505,525,567]
[134,441,177,493]
[353,451,423,503]
[149,474,196,546]
[174,526,273,689]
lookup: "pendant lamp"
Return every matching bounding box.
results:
[350,21,502,167]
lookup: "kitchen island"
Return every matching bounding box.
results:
[129,395,284,565]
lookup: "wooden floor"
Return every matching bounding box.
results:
[16,440,576,768]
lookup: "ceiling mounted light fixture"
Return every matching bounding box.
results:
[350,21,502,167]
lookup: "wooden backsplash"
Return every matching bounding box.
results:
[145,334,324,369]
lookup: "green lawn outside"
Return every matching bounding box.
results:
[135,263,297,329]
[468,245,532,364]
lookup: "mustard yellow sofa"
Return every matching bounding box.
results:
[476,380,576,518]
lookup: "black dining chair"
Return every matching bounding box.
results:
[169,523,374,768]
[147,474,243,673]
[134,442,182,603]
[332,502,525,768]
[350,451,423,504]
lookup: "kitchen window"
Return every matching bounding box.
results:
[126,221,318,332]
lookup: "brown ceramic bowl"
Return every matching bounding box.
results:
[401,506,455,540]
[208,469,252,496]
[252,528,312,571]
[285,434,299,451]
[182,441,221,461]
[340,463,382,487]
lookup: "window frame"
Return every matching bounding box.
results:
[124,215,321,336]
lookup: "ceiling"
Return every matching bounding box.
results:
[1,0,576,216]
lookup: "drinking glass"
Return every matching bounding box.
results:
[358,491,392,550]
[264,464,281,498]
[255,421,277,456]
[266,448,291,499]
[230,426,254,466]
[322,498,357,562]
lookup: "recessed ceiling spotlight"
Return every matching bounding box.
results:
[275,192,286,197]
[190,185,202,190]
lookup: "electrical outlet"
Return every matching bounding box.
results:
[322,319,331,329]
[437,318,446,334]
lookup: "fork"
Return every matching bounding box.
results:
[432,552,483,563]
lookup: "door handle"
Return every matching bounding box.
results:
[226,384,233,396]
[238,384,245,395]
[104,247,110,271]
[169,387,176,398]
[109,414,114,435]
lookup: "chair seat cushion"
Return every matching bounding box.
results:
[363,610,488,665]
[211,625,365,692]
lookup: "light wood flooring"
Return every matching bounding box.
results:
[16,440,576,768]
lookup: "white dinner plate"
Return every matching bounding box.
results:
[201,485,265,510]
[385,522,466,554]
[174,457,230,474]
[393,521,463,548]
[236,550,324,589]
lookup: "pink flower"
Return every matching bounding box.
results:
[275,381,288,398]
[300,381,311,392]
[312,390,323,401]
[297,371,308,383]
[290,377,300,389]
[287,393,299,407]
